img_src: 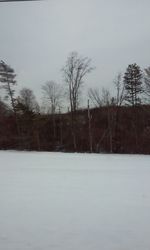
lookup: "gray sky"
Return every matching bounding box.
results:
[0,0,150,101]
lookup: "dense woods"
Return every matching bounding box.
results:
[1,53,150,154]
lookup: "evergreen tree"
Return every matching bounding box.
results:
[124,63,143,106]
[144,67,150,98]
[0,60,16,112]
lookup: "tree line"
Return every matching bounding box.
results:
[0,52,150,153]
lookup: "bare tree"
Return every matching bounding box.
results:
[114,73,125,106]
[88,86,116,152]
[18,87,39,113]
[112,73,125,152]
[101,88,115,153]
[101,88,112,106]
[88,87,101,107]
[88,87,112,107]
[62,51,94,150]
[62,51,94,112]
[42,81,62,114]
[42,81,63,140]
[87,99,93,152]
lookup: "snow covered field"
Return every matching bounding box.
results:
[0,151,150,250]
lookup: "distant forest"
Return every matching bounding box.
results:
[0,52,150,154]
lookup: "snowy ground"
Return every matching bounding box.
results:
[0,151,150,250]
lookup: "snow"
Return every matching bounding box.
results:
[0,151,150,250]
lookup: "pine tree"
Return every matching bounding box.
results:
[124,63,143,106]
[0,60,16,113]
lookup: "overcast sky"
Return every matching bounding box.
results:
[0,0,150,101]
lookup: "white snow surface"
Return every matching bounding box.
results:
[0,151,150,250]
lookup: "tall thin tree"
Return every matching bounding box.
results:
[0,60,16,113]
[62,51,94,150]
